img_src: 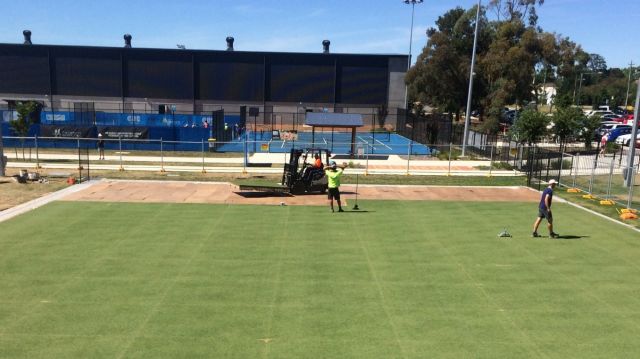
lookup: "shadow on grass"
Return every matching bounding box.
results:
[555,235,588,240]
[234,192,293,198]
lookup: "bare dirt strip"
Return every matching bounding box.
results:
[60,180,540,206]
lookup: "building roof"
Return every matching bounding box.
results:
[304,113,363,128]
[0,42,408,59]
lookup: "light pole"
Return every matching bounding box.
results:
[576,71,600,107]
[403,0,423,111]
[624,78,640,190]
[625,61,638,110]
[461,0,481,157]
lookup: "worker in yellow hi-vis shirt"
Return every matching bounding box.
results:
[324,161,347,213]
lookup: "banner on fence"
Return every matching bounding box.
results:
[1,110,17,123]
[98,126,149,139]
[40,125,94,138]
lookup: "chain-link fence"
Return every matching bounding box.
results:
[5,133,638,212]
[526,143,639,210]
[2,136,525,177]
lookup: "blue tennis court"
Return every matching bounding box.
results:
[216,130,435,155]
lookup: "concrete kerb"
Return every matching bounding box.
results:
[8,161,522,177]
[0,179,100,223]
[8,151,502,169]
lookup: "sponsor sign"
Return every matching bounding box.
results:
[98,126,149,139]
[41,125,93,138]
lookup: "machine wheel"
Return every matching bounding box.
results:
[291,181,305,195]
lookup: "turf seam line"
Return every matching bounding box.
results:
[104,178,236,185]
[114,205,230,359]
[0,202,167,338]
[261,206,289,358]
[509,230,640,334]
[430,204,551,359]
[350,215,409,359]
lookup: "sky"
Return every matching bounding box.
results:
[0,0,638,69]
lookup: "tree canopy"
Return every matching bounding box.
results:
[405,0,599,135]
[405,6,491,120]
[508,109,549,145]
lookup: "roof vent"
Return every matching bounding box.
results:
[23,30,32,45]
[322,40,330,54]
[226,36,234,51]
[124,34,132,48]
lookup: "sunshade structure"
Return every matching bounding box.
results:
[304,112,364,155]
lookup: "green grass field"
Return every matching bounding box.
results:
[1,200,640,358]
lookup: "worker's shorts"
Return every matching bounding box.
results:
[538,207,553,223]
[328,188,340,200]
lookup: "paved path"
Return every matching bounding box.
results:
[6,151,522,176]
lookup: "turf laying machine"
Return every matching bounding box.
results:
[238,148,331,195]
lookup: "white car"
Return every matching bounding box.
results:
[615,132,640,145]
[597,121,625,138]
[585,110,615,118]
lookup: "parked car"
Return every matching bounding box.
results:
[613,107,629,115]
[614,132,640,145]
[606,126,633,142]
[601,113,624,122]
[501,109,520,125]
[597,121,625,139]
[585,110,615,118]
[622,114,635,125]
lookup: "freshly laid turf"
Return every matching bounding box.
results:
[1,200,640,358]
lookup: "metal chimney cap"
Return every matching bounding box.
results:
[23,30,32,45]
[226,36,234,51]
[123,34,132,48]
[322,40,330,53]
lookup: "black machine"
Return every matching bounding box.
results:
[238,148,331,195]
[282,148,331,194]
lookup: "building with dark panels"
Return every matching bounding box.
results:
[0,33,408,129]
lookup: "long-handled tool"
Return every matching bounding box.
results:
[353,173,360,210]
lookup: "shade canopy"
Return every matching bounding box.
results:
[304,113,363,128]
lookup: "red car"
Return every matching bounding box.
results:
[622,114,635,125]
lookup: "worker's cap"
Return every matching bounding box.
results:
[330,161,337,167]
[548,179,557,185]
[98,133,102,137]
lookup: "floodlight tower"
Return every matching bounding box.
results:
[461,0,482,157]
[403,0,423,110]
[624,61,638,110]
[576,71,600,106]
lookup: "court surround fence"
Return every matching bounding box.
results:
[2,135,513,177]
[3,132,638,212]
[525,143,639,210]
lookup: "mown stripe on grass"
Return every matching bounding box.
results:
[350,212,408,359]
[114,205,230,359]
